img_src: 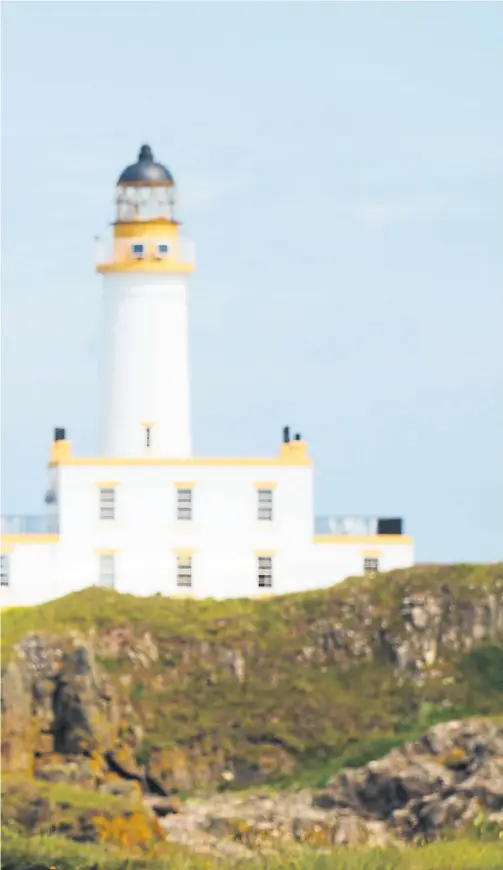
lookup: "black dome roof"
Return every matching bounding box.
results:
[117,145,174,185]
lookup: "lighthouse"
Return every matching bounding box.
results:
[96,145,194,458]
[0,143,415,607]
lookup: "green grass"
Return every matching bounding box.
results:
[2,563,503,793]
[2,828,503,870]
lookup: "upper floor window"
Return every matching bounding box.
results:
[177,488,193,522]
[99,487,116,521]
[257,488,273,522]
[145,427,152,449]
[156,242,169,257]
[258,556,273,588]
[364,557,379,576]
[99,553,115,588]
[176,555,192,587]
[131,242,145,258]
[1,554,10,587]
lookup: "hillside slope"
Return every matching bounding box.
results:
[2,564,503,793]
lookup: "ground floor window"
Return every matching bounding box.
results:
[258,555,273,588]
[99,553,115,588]
[1,554,10,587]
[363,557,379,575]
[176,555,192,587]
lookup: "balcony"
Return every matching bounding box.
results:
[315,516,404,536]
[95,237,195,272]
[1,514,59,534]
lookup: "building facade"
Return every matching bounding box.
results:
[1,146,414,606]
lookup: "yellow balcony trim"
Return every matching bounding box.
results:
[96,259,194,275]
[314,534,414,545]
[113,219,178,239]
[173,481,196,488]
[253,481,278,489]
[95,481,120,487]
[1,534,59,546]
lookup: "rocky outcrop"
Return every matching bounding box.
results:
[1,633,118,778]
[2,564,503,796]
[313,718,503,841]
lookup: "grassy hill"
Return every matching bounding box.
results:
[2,563,502,793]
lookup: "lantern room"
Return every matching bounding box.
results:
[115,144,176,223]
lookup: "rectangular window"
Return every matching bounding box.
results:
[157,242,169,256]
[99,487,116,521]
[257,488,273,521]
[364,557,379,575]
[99,553,115,588]
[1,554,10,587]
[176,555,192,587]
[258,555,273,588]
[131,242,145,258]
[145,426,151,448]
[177,488,193,521]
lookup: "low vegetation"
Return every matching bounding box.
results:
[2,563,503,867]
[2,829,503,870]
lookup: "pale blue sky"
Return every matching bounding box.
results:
[2,2,502,562]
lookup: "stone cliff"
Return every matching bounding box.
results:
[2,563,502,797]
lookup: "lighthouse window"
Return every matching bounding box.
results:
[257,556,273,588]
[364,557,379,576]
[177,488,193,522]
[131,242,145,258]
[99,553,115,588]
[257,489,273,522]
[1,554,10,587]
[176,555,192,587]
[156,242,169,257]
[99,487,116,521]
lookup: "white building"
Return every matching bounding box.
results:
[1,146,414,606]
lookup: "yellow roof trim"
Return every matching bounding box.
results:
[1,534,59,545]
[48,439,311,469]
[253,481,278,488]
[254,549,276,557]
[314,534,414,545]
[51,455,311,468]
[94,481,120,487]
[173,481,196,488]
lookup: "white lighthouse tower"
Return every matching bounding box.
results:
[96,145,194,458]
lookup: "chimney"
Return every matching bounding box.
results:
[294,433,301,441]
[283,426,290,444]
[54,427,66,442]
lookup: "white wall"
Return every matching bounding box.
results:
[1,544,59,607]
[54,460,314,598]
[3,460,414,605]
[100,272,192,459]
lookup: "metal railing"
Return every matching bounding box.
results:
[1,515,59,534]
[315,516,403,536]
